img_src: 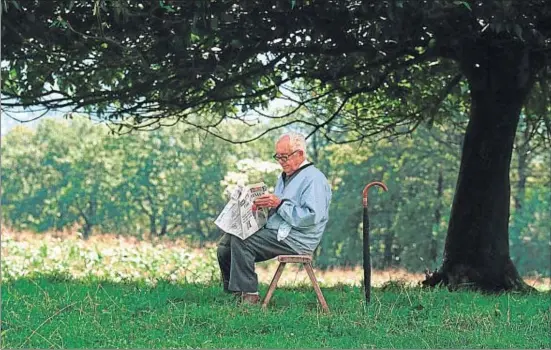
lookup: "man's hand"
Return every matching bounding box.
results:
[254,194,282,209]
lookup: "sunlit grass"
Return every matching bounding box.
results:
[2,230,549,348]
[2,278,549,348]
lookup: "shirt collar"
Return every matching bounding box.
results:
[281,160,314,183]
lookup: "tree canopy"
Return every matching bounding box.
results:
[3,1,548,138]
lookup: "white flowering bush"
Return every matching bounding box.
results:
[221,158,280,197]
[1,231,220,286]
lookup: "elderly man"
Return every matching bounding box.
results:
[217,132,332,303]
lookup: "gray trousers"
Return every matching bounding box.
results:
[217,228,299,293]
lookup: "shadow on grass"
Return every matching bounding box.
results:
[4,273,548,310]
[4,274,370,313]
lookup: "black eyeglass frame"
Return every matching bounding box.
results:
[272,150,300,162]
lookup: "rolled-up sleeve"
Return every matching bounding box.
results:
[276,180,328,229]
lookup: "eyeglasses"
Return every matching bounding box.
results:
[272,150,299,162]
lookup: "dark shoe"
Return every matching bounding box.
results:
[241,293,260,304]
[221,275,230,293]
[230,292,260,304]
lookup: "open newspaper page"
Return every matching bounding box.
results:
[214,186,243,236]
[248,183,269,229]
[215,182,268,240]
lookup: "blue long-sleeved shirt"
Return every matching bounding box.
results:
[265,163,332,254]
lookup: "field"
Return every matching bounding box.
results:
[2,230,550,348]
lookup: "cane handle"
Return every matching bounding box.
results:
[362,181,388,207]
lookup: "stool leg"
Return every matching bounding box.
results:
[304,262,329,313]
[262,262,286,309]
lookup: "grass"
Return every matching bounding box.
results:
[2,278,549,349]
[2,230,550,348]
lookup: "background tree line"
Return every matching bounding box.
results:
[2,114,548,277]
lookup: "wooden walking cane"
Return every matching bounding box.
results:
[362,181,388,303]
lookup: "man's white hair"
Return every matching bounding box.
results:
[278,132,307,154]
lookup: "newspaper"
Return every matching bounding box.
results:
[215,182,269,240]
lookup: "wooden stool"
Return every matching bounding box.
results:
[262,255,329,312]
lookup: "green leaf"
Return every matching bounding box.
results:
[10,0,21,10]
[159,0,175,13]
[9,67,17,80]
[453,1,471,11]
[190,33,200,43]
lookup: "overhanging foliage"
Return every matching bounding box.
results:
[2,0,550,141]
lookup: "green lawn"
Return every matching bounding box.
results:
[2,278,549,348]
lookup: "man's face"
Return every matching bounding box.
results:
[274,137,305,176]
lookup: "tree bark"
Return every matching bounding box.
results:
[424,43,537,292]
[429,169,443,265]
[78,214,92,240]
[513,123,531,210]
[158,216,168,236]
[149,214,157,237]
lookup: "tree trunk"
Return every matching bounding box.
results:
[429,169,443,265]
[76,200,95,240]
[383,215,394,268]
[513,123,530,210]
[81,220,92,240]
[149,214,157,237]
[158,216,168,236]
[514,151,528,210]
[424,44,536,292]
